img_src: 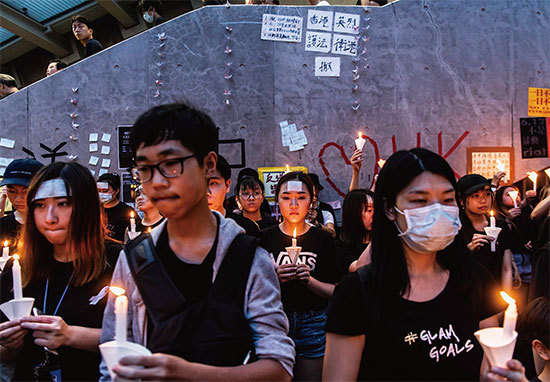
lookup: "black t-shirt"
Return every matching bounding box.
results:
[85,39,103,57]
[326,263,506,381]
[153,218,219,302]
[0,212,22,247]
[460,218,512,283]
[226,210,262,238]
[260,225,342,312]
[0,241,120,381]
[335,239,368,274]
[104,202,136,242]
[255,212,277,231]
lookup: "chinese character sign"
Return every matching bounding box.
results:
[332,34,357,56]
[333,12,360,34]
[305,31,332,53]
[315,57,340,77]
[528,87,550,117]
[470,151,512,180]
[261,14,303,43]
[307,10,333,32]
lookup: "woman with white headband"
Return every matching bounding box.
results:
[0,162,120,381]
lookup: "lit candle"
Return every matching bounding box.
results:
[147,227,152,233]
[545,168,550,180]
[12,254,22,300]
[2,241,8,258]
[377,159,386,169]
[285,164,290,174]
[490,210,495,228]
[500,291,517,340]
[527,172,538,193]
[110,286,128,343]
[130,211,136,233]
[355,132,366,151]
[292,228,297,248]
[508,190,519,209]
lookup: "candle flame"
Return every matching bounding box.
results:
[130,211,135,218]
[3,240,7,247]
[13,254,19,261]
[500,291,515,305]
[495,160,505,172]
[286,164,290,172]
[358,132,362,139]
[527,172,538,183]
[545,168,550,180]
[377,159,386,168]
[110,286,125,296]
[490,210,494,217]
[508,190,519,201]
[147,227,152,233]
[293,228,296,239]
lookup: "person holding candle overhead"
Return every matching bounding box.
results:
[261,171,342,381]
[323,148,507,381]
[457,174,514,292]
[99,103,294,381]
[0,162,121,381]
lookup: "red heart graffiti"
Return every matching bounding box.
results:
[318,134,380,197]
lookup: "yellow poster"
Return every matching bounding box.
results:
[528,87,550,117]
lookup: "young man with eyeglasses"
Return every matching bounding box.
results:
[99,103,294,381]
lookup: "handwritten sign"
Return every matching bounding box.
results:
[467,147,514,181]
[258,166,308,200]
[528,87,550,117]
[315,56,340,77]
[520,117,549,158]
[117,125,133,169]
[332,34,357,56]
[261,14,303,43]
[333,12,360,34]
[305,31,332,53]
[307,10,333,31]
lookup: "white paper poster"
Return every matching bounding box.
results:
[333,12,360,34]
[0,158,13,166]
[332,34,357,56]
[307,10,333,31]
[89,143,98,152]
[0,138,15,148]
[89,133,98,142]
[101,133,112,143]
[101,146,110,155]
[305,31,332,53]
[101,159,111,168]
[315,57,341,77]
[261,14,303,43]
[89,156,99,166]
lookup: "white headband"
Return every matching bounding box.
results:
[97,182,108,189]
[33,179,71,201]
[286,181,303,192]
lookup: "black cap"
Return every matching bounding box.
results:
[98,173,121,190]
[0,159,44,187]
[237,168,259,181]
[457,174,491,196]
[307,173,324,191]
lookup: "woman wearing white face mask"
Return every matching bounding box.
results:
[323,148,509,381]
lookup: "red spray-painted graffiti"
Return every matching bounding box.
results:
[318,131,470,197]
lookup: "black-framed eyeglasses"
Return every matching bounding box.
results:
[131,155,196,183]
[239,191,263,200]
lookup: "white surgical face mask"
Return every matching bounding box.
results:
[98,192,113,204]
[394,203,461,254]
[143,12,154,23]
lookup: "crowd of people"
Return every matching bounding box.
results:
[0,102,548,381]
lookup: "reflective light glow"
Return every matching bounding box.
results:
[109,286,125,296]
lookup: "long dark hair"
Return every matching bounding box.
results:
[340,189,373,248]
[20,162,105,287]
[370,148,471,296]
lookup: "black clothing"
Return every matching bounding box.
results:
[85,39,103,57]
[104,202,136,242]
[459,214,512,283]
[136,217,165,233]
[226,210,262,238]
[0,212,21,247]
[326,263,505,381]
[127,217,258,366]
[261,225,342,312]
[529,243,549,301]
[335,239,368,273]
[318,201,337,226]
[0,242,120,381]
[255,212,277,231]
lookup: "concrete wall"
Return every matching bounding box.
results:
[1,0,549,207]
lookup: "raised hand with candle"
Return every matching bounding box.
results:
[0,162,122,380]
[349,149,364,191]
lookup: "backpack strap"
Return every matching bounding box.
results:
[124,232,187,326]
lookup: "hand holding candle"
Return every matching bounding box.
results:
[110,286,128,343]
[12,254,23,300]
[500,291,517,340]
[355,132,366,151]
[130,211,136,233]
[495,161,506,183]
